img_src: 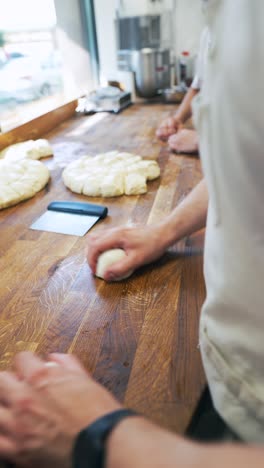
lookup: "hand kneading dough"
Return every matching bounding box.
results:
[96,249,134,281]
[0,139,53,161]
[0,159,50,209]
[62,151,160,197]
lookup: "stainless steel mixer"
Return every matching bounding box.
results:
[115,3,174,98]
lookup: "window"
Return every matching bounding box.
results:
[0,0,96,132]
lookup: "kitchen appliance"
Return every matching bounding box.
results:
[115,2,174,98]
[30,201,108,237]
[76,86,132,115]
[161,84,187,104]
[131,47,172,98]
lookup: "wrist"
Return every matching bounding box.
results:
[106,416,152,468]
[73,409,138,468]
[106,416,199,468]
[173,114,183,126]
[156,215,184,251]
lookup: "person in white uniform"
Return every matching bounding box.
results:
[156,27,210,154]
[0,1,264,467]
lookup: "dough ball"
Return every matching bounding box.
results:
[96,249,134,281]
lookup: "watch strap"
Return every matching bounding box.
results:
[73,408,138,468]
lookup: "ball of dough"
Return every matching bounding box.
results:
[96,249,134,281]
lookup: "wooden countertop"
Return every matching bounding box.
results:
[0,103,206,434]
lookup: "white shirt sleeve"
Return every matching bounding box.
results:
[191,27,211,90]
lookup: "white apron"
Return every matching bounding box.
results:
[193,0,264,442]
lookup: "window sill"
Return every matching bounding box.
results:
[0,93,79,151]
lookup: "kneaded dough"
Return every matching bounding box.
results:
[62,151,160,197]
[125,173,147,195]
[128,161,160,180]
[83,176,101,196]
[96,249,134,281]
[0,159,50,209]
[0,139,53,161]
[101,173,124,197]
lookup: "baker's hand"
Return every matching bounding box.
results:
[168,129,199,154]
[156,116,182,141]
[0,352,120,468]
[86,225,167,282]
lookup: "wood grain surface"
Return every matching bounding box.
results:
[0,103,206,434]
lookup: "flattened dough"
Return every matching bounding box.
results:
[62,151,160,197]
[0,139,53,161]
[0,159,50,209]
[96,249,134,281]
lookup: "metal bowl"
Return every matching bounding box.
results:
[161,85,187,104]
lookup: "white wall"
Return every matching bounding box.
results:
[94,0,205,85]
[174,0,205,56]
[94,0,117,83]
[54,0,94,96]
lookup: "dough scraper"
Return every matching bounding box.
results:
[30,201,108,236]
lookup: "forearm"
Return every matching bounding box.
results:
[106,417,197,468]
[157,178,208,250]
[107,416,264,468]
[174,87,199,124]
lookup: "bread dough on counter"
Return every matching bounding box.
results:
[0,139,53,161]
[96,249,134,281]
[62,151,160,197]
[0,159,50,209]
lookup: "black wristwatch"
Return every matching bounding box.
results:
[73,408,138,468]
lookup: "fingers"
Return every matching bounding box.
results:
[14,352,44,382]
[0,372,26,406]
[0,407,15,434]
[48,354,87,375]
[156,117,181,141]
[0,436,16,459]
[86,230,126,274]
[14,352,64,389]
[168,132,185,152]
[168,134,181,152]
[156,128,168,141]
[156,126,175,141]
